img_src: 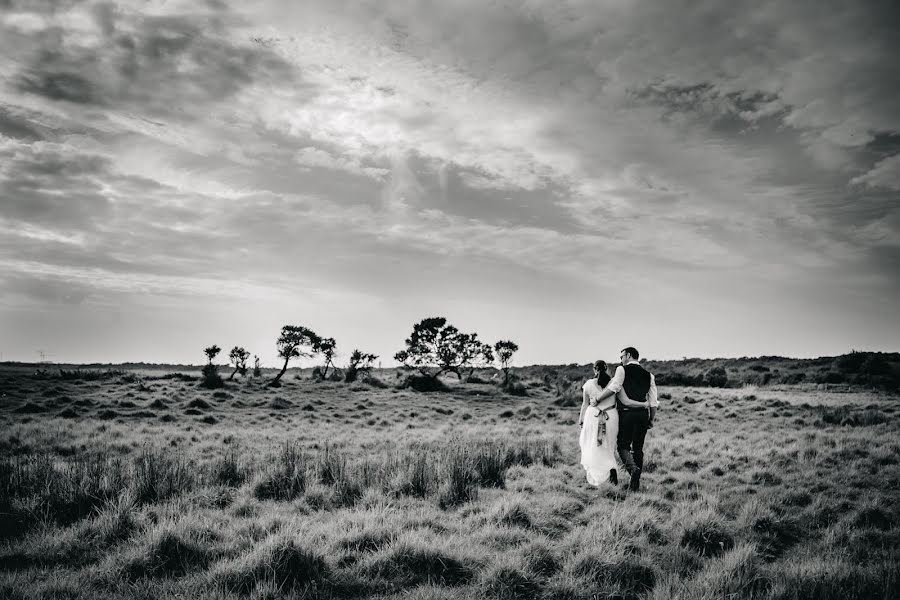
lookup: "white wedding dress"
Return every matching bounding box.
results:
[579,379,619,486]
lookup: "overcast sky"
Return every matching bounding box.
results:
[1,0,898,366]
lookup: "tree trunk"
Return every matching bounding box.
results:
[229,366,239,380]
[270,357,289,385]
[322,362,330,379]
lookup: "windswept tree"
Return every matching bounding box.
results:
[394,317,489,380]
[204,345,221,364]
[316,337,337,379]
[460,333,494,382]
[345,349,378,383]
[270,325,320,386]
[228,346,250,380]
[493,340,519,385]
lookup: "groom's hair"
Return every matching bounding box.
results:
[622,347,639,360]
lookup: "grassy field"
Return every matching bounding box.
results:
[0,365,898,600]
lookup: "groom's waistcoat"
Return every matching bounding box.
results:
[620,363,651,408]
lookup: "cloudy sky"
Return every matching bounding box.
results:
[1,0,898,366]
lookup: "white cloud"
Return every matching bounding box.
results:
[851,154,900,192]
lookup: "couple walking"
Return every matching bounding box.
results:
[578,347,658,491]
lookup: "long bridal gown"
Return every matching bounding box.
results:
[579,378,619,486]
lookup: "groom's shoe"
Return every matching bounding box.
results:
[629,468,641,492]
[609,469,618,486]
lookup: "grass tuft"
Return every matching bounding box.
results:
[253,442,306,501]
[123,525,211,579]
[680,514,735,558]
[134,447,195,504]
[480,565,541,599]
[213,535,329,594]
[363,543,474,587]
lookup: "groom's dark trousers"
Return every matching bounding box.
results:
[617,408,650,474]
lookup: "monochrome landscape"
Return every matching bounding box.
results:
[1,0,899,599]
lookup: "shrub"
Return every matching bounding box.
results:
[397,374,448,392]
[821,371,846,384]
[704,366,728,387]
[200,363,223,389]
[500,377,528,396]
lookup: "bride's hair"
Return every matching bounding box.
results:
[593,360,611,387]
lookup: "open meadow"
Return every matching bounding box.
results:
[1,365,898,600]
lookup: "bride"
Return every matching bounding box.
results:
[578,360,619,486]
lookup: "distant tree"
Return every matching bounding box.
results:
[345,349,378,383]
[201,345,223,389]
[315,337,337,380]
[460,334,494,382]
[393,350,412,369]
[228,346,250,380]
[395,317,489,380]
[253,355,262,378]
[493,340,519,385]
[204,345,221,365]
[270,325,320,386]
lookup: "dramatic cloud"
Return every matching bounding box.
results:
[1,0,897,364]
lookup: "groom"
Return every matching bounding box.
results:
[592,347,658,491]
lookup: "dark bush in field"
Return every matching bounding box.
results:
[397,374,448,392]
[704,366,728,387]
[199,364,224,389]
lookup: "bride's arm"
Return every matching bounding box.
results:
[619,396,649,408]
[578,389,590,425]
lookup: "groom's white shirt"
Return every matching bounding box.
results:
[608,359,659,408]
